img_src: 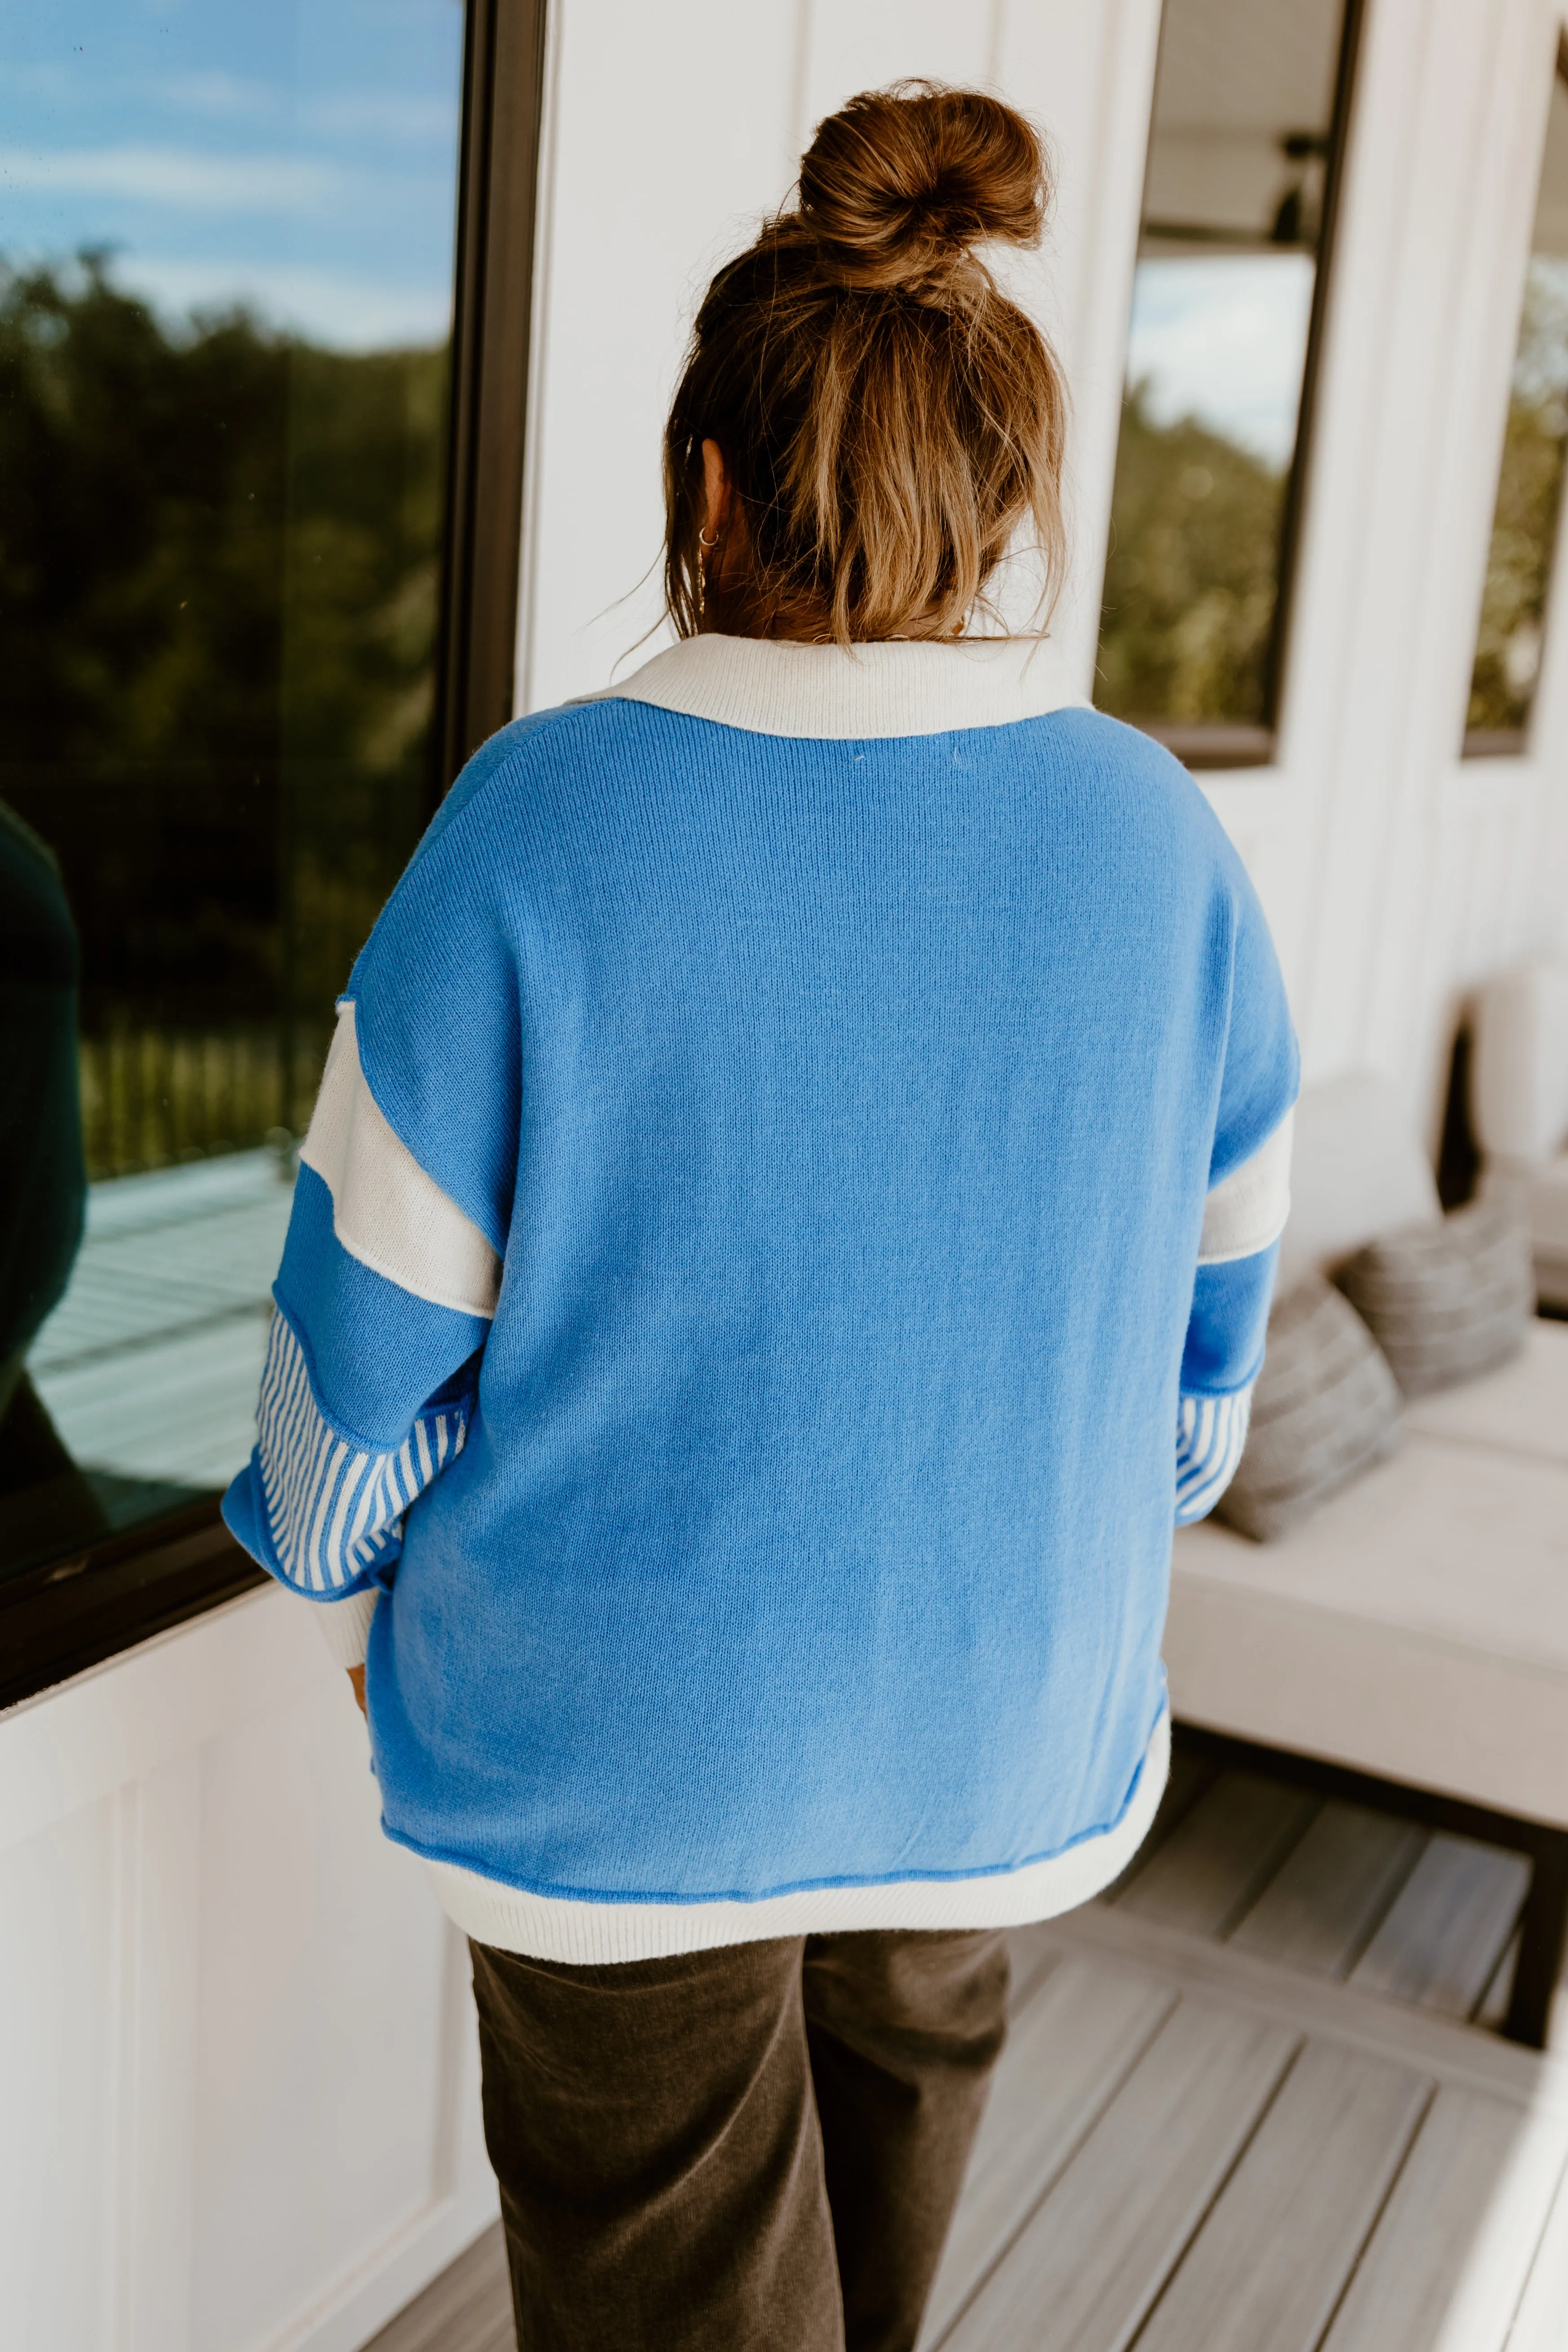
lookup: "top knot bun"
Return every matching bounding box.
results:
[798,81,1046,295]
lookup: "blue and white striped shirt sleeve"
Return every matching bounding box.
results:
[1175,1388,1254,1523]
[253,1307,472,1595]
[1174,1108,1292,1524]
[223,998,503,1664]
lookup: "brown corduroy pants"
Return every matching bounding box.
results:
[468,1926,1010,2352]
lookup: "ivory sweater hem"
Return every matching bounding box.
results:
[423,1708,1170,1961]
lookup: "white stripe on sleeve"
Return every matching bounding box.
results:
[299,999,502,1318]
[1198,1110,1293,1266]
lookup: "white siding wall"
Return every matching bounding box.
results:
[9,6,1568,2349]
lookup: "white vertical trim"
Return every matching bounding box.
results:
[792,0,1000,160]
[1365,0,1560,1092]
[103,1779,138,2352]
[511,0,566,719]
[111,1758,200,2352]
[994,0,1165,693]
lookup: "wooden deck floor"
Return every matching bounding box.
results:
[919,1752,1567,2352]
[367,1752,1568,2352]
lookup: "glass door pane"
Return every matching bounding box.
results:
[1465,60,1568,755]
[0,0,467,1580]
[1095,0,1358,766]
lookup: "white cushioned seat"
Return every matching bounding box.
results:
[1170,1358,1568,1826]
[1401,1316,1568,1464]
[1169,1073,1568,1830]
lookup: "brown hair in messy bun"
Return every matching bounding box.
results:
[663,82,1067,645]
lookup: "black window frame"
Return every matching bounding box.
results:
[1100,0,1366,772]
[0,0,549,1714]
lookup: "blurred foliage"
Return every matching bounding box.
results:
[0,254,448,1166]
[1096,383,1288,729]
[76,1020,329,1180]
[0,255,289,772]
[0,251,445,778]
[1468,261,1568,738]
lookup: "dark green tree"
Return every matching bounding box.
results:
[1468,263,1568,736]
[1096,384,1287,730]
[0,255,450,1164]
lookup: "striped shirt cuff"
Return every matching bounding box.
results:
[1175,1387,1253,1524]
[256,1306,471,1593]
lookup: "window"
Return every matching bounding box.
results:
[1465,54,1568,757]
[0,1,543,1701]
[1095,0,1361,766]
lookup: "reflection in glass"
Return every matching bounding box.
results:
[1466,65,1568,753]
[1096,0,1356,761]
[0,1,465,1580]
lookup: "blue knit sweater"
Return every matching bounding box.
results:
[223,635,1296,1961]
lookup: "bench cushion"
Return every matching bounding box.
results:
[1169,1325,1568,1825]
[1214,1278,1401,1540]
[1332,1195,1534,1397]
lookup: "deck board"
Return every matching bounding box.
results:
[1320,2089,1568,2352]
[1478,1931,1524,2033]
[361,2221,512,2352]
[1129,2043,1429,2352]
[1006,1936,1062,2018]
[1348,1835,1532,2019]
[1103,1746,1217,1899]
[1111,1771,1318,1939]
[360,1760,1568,2352]
[1228,1802,1426,1978]
[920,1957,1175,2342]
[938,2000,1296,2350]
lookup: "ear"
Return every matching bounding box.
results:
[701,439,730,539]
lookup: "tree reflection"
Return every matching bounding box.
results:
[0,253,444,1172]
[1097,383,1286,731]
[1468,262,1568,738]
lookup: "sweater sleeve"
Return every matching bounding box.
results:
[222,794,521,1650]
[1175,862,1298,1525]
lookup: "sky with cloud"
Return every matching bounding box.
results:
[1125,254,1316,472]
[1,0,465,349]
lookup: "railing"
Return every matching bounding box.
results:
[77,1022,329,1180]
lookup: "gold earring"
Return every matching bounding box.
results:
[697,526,717,613]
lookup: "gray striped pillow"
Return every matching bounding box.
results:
[1214,1278,1403,1543]
[1332,1195,1534,1399]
